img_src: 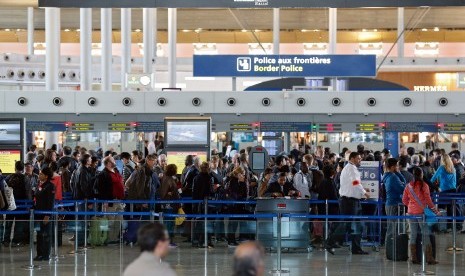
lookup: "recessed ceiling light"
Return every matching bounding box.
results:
[64,29,70,32]
[362,29,367,32]
[4,29,10,32]
[241,29,248,32]
[135,29,141,32]
[433,27,439,32]
[421,28,428,32]
[373,29,378,32]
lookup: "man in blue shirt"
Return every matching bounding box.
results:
[383,158,406,247]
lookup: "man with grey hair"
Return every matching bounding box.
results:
[408,155,421,174]
[154,154,167,177]
[233,241,265,276]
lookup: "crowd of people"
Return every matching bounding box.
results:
[0,141,464,265]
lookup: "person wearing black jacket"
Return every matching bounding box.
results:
[181,156,200,242]
[192,162,214,248]
[34,167,55,261]
[4,161,32,247]
[71,154,94,200]
[226,167,248,247]
[264,172,297,198]
[69,154,93,245]
[57,146,78,174]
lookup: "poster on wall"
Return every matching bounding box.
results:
[0,150,21,174]
[166,151,208,172]
[359,161,380,200]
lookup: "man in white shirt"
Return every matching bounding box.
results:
[293,162,311,198]
[325,152,369,255]
[123,223,176,276]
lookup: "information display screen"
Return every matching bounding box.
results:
[0,121,21,145]
[166,151,208,173]
[252,152,266,171]
[166,120,209,146]
[0,150,21,174]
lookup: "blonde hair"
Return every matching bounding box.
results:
[442,154,454,174]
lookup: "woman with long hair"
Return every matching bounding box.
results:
[403,167,440,265]
[226,167,248,247]
[431,153,457,230]
[159,164,180,248]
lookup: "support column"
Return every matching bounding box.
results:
[143,8,154,74]
[80,8,92,91]
[121,8,131,91]
[101,8,112,91]
[328,8,337,54]
[397,7,405,58]
[27,7,34,55]
[168,8,177,88]
[273,8,280,55]
[328,8,337,91]
[45,8,60,91]
[153,9,157,59]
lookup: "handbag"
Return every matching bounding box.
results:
[3,181,16,211]
[407,184,437,227]
[175,207,186,226]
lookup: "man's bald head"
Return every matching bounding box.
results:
[233,241,265,276]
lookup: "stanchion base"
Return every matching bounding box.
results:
[413,270,435,275]
[270,269,290,275]
[22,264,41,270]
[446,247,464,252]
[67,249,86,255]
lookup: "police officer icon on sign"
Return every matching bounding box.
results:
[237,57,251,72]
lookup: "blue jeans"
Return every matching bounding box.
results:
[385,205,401,245]
[408,217,431,246]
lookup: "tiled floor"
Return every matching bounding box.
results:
[1,234,464,276]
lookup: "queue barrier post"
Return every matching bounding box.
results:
[82,199,90,251]
[414,215,434,276]
[69,201,84,255]
[325,200,329,240]
[22,209,40,270]
[204,197,208,248]
[51,207,59,261]
[447,199,464,252]
[159,212,164,224]
[270,213,289,274]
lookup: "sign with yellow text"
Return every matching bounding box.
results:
[166,151,208,174]
[0,150,21,174]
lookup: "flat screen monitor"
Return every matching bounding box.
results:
[166,151,208,173]
[0,120,22,145]
[165,120,209,146]
[0,149,21,174]
[252,152,266,171]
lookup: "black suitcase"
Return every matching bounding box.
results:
[386,233,409,261]
[386,205,409,261]
[416,234,436,260]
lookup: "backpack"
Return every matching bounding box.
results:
[0,180,7,210]
[3,182,16,211]
[7,173,27,199]
[126,168,151,200]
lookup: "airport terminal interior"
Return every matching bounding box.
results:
[2,0,465,275]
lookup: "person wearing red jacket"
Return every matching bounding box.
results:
[95,156,125,244]
[403,167,440,265]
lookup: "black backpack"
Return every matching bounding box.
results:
[7,173,27,199]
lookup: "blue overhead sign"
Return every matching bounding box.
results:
[386,122,438,132]
[193,55,376,77]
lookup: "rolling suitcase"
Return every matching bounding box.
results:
[386,205,409,261]
[89,217,109,246]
